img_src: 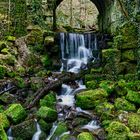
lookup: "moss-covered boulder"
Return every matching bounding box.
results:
[37,106,57,122]
[95,102,114,120]
[99,80,115,95]
[39,91,56,109]
[85,80,97,89]
[126,90,140,105]
[122,50,136,61]
[0,125,7,140]
[106,121,130,140]
[12,119,36,140]
[76,89,108,109]
[127,114,140,132]
[60,134,75,140]
[77,132,95,140]
[26,29,43,45]
[5,104,27,124]
[44,36,54,47]
[114,98,136,111]
[38,119,52,132]
[0,113,10,129]
[50,122,68,140]
[102,49,121,63]
[0,41,7,51]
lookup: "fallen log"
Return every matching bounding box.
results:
[26,71,86,109]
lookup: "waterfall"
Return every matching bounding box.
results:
[60,32,98,73]
[47,32,99,140]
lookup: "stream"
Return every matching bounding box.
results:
[7,32,101,140]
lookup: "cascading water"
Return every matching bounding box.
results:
[46,32,100,139]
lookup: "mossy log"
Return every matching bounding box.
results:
[26,71,85,109]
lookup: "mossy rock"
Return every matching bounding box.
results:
[0,125,7,140]
[128,133,140,140]
[114,79,127,96]
[12,119,36,140]
[126,90,140,105]
[44,36,54,47]
[0,113,10,129]
[127,114,140,132]
[0,65,6,79]
[38,119,52,132]
[7,36,16,42]
[122,50,136,62]
[30,77,44,91]
[5,104,27,124]
[85,80,97,89]
[95,102,114,120]
[37,106,57,122]
[76,89,108,109]
[26,30,43,45]
[0,41,7,51]
[50,122,68,140]
[60,134,74,140]
[0,92,16,104]
[15,77,25,88]
[77,132,95,140]
[102,49,121,63]
[106,121,130,140]
[114,98,136,111]
[39,91,56,109]
[99,80,115,95]
[137,108,140,114]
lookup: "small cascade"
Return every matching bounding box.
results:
[32,120,41,140]
[7,128,13,140]
[82,120,100,131]
[46,122,58,140]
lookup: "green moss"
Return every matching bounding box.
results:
[127,114,140,132]
[60,134,72,140]
[38,119,52,132]
[0,41,7,51]
[39,92,56,109]
[99,80,115,95]
[50,122,68,140]
[15,77,25,88]
[77,132,95,140]
[0,125,7,140]
[126,90,140,105]
[76,89,108,109]
[0,65,6,79]
[5,104,26,124]
[37,106,57,122]
[0,113,10,129]
[114,98,136,111]
[137,108,140,114]
[106,121,130,140]
[1,48,9,55]
[41,54,52,68]
[95,102,114,120]
[85,80,97,89]
[7,36,16,42]
[122,50,136,61]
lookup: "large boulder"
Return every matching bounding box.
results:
[39,91,56,109]
[0,113,10,129]
[106,121,130,140]
[12,119,36,140]
[36,106,57,122]
[127,114,140,132]
[114,98,136,111]
[76,89,108,109]
[126,90,140,105]
[95,102,114,120]
[77,132,95,140]
[4,104,27,124]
